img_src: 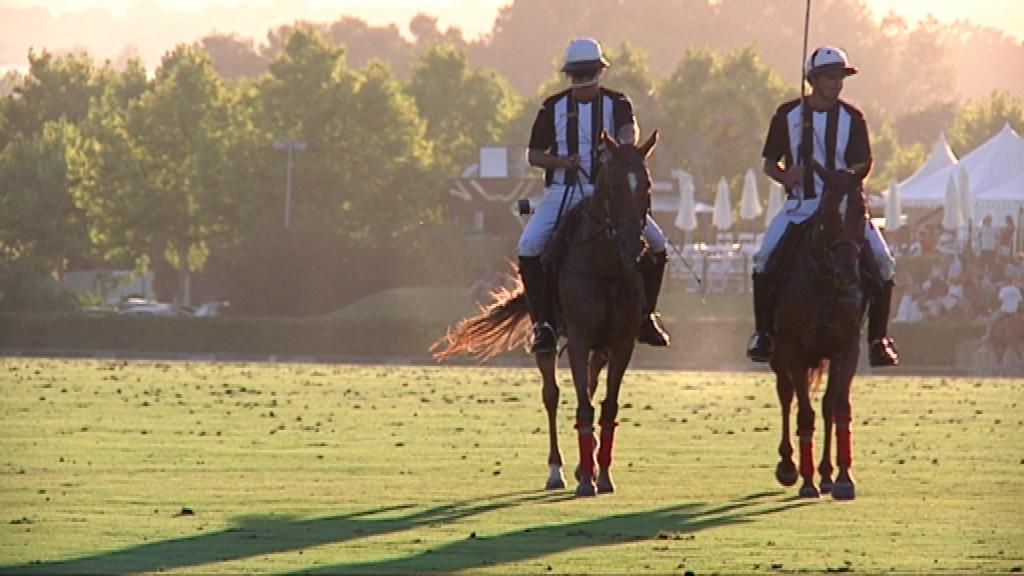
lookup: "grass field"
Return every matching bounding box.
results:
[0,358,1021,574]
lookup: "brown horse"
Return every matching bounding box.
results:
[769,170,869,500]
[982,312,1024,376]
[433,131,658,497]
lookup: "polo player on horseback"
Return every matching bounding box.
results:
[747,46,900,367]
[517,37,671,354]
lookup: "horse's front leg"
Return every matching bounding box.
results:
[819,372,836,494]
[538,352,564,490]
[595,342,634,494]
[793,366,820,498]
[772,362,798,487]
[567,340,597,497]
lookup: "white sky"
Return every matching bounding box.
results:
[3,0,1023,42]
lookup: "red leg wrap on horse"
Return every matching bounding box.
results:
[835,414,852,467]
[799,435,815,479]
[597,420,617,469]
[576,421,595,476]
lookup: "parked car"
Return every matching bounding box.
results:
[116,298,191,317]
[193,301,231,317]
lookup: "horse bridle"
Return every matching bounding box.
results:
[571,156,646,251]
[811,191,863,292]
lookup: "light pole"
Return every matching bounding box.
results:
[273,138,306,228]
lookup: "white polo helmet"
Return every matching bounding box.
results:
[561,37,610,74]
[805,45,858,78]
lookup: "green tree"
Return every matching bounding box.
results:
[948,90,1024,156]
[867,119,926,195]
[407,43,522,175]
[658,46,789,203]
[0,120,87,291]
[222,27,446,315]
[0,50,110,144]
[73,45,233,303]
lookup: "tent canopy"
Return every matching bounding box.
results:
[899,131,956,191]
[901,123,1024,222]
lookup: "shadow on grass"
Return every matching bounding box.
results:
[0,489,808,574]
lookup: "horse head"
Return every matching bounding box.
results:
[815,169,866,293]
[591,130,658,273]
[811,168,868,341]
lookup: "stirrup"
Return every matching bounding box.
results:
[530,322,557,354]
[869,337,899,367]
[746,331,774,363]
[638,313,670,347]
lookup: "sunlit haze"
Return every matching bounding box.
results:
[3,0,1023,42]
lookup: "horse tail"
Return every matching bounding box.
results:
[431,280,532,361]
[809,359,829,397]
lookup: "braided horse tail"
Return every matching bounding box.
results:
[431,273,532,361]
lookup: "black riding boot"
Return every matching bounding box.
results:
[746,273,775,362]
[638,251,670,347]
[518,255,556,354]
[868,280,899,367]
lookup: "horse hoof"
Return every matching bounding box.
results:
[799,483,820,498]
[820,476,834,494]
[775,461,798,487]
[831,481,856,500]
[597,471,615,494]
[545,476,566,490]
[575,479,597,497]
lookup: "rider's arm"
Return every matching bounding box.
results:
[764,158,803,191]
[528,149,579,171]
[761,105,803,191]
[526,95,580,171]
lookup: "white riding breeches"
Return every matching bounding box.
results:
[517,184,667,257]
[753,197,894,281]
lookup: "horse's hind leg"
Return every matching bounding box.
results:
[819,375,836,494]
[538,353,565,490]
[773,367,798,487]
[830,351,857,500]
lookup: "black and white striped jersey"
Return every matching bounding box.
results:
[762,97,871,199]
[528,87,636,187]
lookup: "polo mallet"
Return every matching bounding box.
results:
[790,0,813,215]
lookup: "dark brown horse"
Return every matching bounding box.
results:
[433,131,658,497]
[770,170,869,500]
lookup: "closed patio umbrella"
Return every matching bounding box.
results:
[673,171,697,231]
[712,176,733,231]
[942,173,963,231]
[739,168,762,221]
[884,178,902,231]
[957,166,974,227]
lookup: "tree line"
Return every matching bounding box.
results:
[1,22,1021,315]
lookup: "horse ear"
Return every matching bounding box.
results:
[601,130,619,154]
[639,130,658,159]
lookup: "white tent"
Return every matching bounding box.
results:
[901,123,1024,225]
[976,172,1024,227]
[899,131,956,191]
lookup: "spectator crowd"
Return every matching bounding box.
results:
[890,216,1022,332]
